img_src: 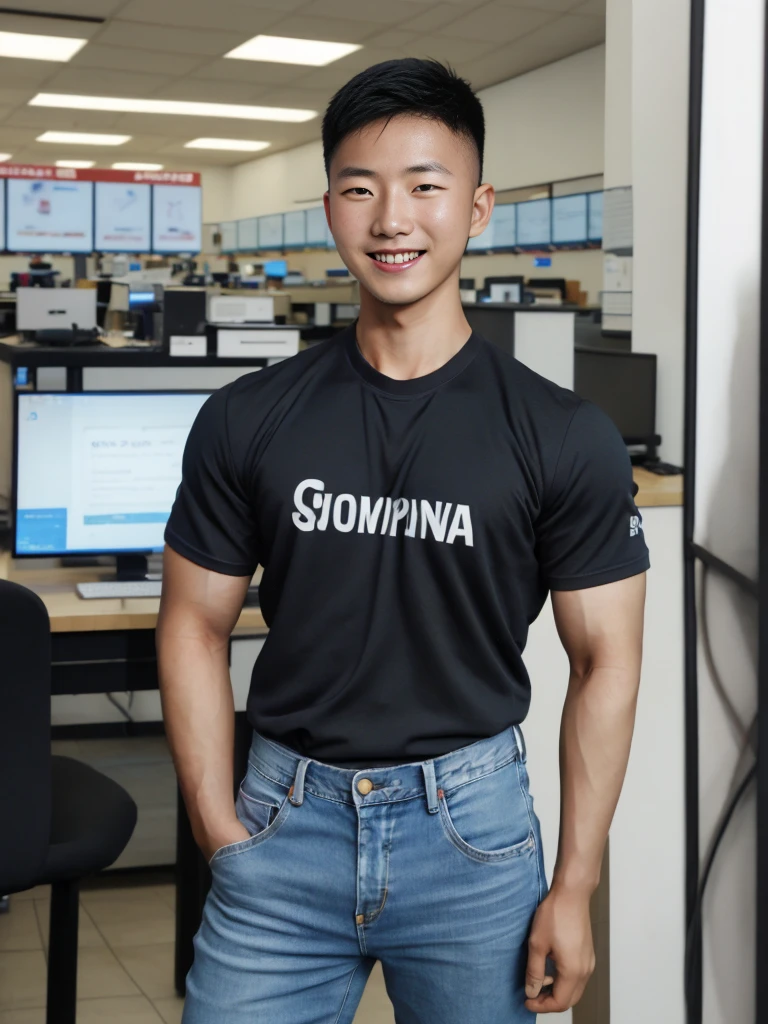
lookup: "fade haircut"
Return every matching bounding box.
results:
[322,57,485,184]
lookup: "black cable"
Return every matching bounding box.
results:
[685,763,756,998]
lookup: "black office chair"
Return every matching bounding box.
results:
[0,579,138,1024]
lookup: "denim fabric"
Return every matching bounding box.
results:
[182,723,549,1023]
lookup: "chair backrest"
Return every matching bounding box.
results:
[0,579,52,893]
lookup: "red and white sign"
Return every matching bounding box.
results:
[0,164,200,185]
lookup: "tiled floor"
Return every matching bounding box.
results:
[0,877,395,1024]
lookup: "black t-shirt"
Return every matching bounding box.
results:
[164,324,650,768]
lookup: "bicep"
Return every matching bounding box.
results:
[550,572,647,678]
[157,544,251,646]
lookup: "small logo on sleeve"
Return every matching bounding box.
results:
[629,515,643,537]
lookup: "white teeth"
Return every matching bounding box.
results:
[372,250,422,263]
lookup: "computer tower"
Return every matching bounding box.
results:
[162,287,207,352]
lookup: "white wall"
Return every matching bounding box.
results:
[229,139,326,221]
[220,46,606,222]
[604,0,632,189]
[200,166,234,225]
[481,45,604,192]
[631,0,690,466]
[693,1,763,1022]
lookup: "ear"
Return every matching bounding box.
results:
[468,182,494,238]
[323,190,332,231]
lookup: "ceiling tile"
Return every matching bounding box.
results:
[400,36,501,63]
[40,67,173,97]
[363,30,421,48]
[0,11,103,38]
[2,108,125,131]
[0,125,50,145]
[97,20,247,57]
[262,15,383,44]
[0,1,124,14]
[0,60,60,88]
[0,88,37,107]
[300,0,438,26]
[456,13,605,86]
[153,80,271,104]
[255,87,332,111]
[400,2,495,33]
[439,3,559,43]
[571,0,606,13]
[116,0,285,34]
[491,0,584,10]
[190,58,309,86]
[70,45,206,77]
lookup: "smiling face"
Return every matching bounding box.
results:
[324,114,493,309]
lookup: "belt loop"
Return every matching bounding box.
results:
[512,724,527,763]
[289,758,309,805]
[421,760,440,814]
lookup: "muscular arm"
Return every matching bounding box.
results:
[156,544,252,861]
[525,571,647,1013]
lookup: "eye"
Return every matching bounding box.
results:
[343,186,372,196]
[414,183,439,192]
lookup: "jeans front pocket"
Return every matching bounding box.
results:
[437,756,536,864]
[208,761,292,868]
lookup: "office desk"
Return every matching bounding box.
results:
[0,550,266,995]
[633,465,683,507]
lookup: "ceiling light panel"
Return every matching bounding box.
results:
[0,154,11,162]
[29,93,316,123]
[37,131,131,146]
[224,35,361,66]
[184,138,270,151]
[0,31,87,62]
[55,160,95,168]
[112,162,164,170]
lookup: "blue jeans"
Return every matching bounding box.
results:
[182,723,549,1023]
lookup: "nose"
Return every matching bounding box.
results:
[370,187,414,240]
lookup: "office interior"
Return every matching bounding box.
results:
[0,1,761,1023]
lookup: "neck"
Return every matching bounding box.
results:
[355,269,472,381]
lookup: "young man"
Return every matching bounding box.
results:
[158,58,649,1023]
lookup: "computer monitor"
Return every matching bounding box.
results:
[264,259,287,278]
[128,291,156,309]
[13,391,212,570]
[16,287,97,332]
[573,347,657,445]
[482,276,524,304]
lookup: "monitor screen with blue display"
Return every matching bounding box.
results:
[128,290,156,306]
[14,391,211,556]
[588,191,604,241]
[516,198,551,246]
[552,194,588,244]
[264,259,287,278]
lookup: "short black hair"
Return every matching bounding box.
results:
[322,57,485,184]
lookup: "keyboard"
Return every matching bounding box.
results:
[76,580,162,600]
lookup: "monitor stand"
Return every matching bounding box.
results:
[116,554,150,581]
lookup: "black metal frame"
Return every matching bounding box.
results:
[684,1,766,1021]
[757,1,768,1017]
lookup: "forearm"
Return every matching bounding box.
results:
[157,623,238,845]
[551,665,639,896]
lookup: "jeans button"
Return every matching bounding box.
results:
[357,778,373,795]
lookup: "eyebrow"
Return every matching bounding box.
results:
[335,161,453,180]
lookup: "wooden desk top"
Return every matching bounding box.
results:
[0,467,679,633]
[633,466,683,508]
[0,550,267,635]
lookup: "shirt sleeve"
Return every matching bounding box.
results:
[535,399,651,590]
[163,385,260,576]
